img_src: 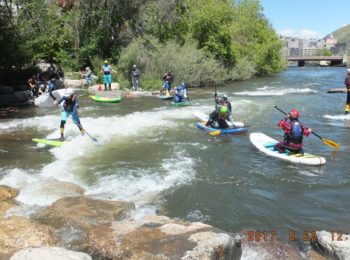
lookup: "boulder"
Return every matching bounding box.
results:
[85,215,241,259]
[311,230,350,260]
[34,197,134,250]
[0,185,19,201]
[34,197,134,229]
[0,216,56,255]
[0,86,14,95]
[10,246,92,260]
[239,230,301,260]
[0,185,19,216]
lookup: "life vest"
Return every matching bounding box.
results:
[63,96,77,113]
[175,85,185,96]
[103,65,111,75]
[285,120,303,144]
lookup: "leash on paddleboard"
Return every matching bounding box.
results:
[274,106,340,149]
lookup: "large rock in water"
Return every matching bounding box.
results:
[0,216,56,255]
[10,246,92,260]
[85,215,242,259]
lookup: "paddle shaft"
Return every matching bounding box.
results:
[71,118,98,142]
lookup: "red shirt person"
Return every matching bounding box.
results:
[274,109,312,154]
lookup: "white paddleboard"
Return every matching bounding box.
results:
[249,132,326,166]
[34,89,66,107]
[323,114,350,120]
[194,111,244,127]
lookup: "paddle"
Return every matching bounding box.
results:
[98,71,102,91]
[209,129,221,136]
[55,96,98,143]
[74,121,98,143]
[274,106,340,149]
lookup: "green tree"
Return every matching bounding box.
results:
[189,0,236,65]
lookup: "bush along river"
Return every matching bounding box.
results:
[0,66,350,259]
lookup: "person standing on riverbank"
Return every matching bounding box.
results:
[131,64,140,91]
[274,109,312,155]
[54,88,84,141]
[101,60,116,91]
[81,66,93,86]
[27,75,38,97]
[344,68,350,114]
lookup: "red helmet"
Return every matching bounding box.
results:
[288,109,299,119]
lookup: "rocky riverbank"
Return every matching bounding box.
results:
[0,184,349,259]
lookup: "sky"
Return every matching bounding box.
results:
[259,0,350,39]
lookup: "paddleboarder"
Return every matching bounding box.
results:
[344,68,350,114]
[161,72,174,96]
[54,89,84,141]
[274,109,312,154]
[217,94,233,120]
[205,106,231,129]
[173,82,188,103]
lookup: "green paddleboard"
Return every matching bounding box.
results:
[171,100,191,107]
[90,95,122,103]
[32,138,65,147]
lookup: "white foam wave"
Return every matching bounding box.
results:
[0,107,206,211]
[234,86,316,96]
[323,114,350,120]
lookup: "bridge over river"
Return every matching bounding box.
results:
[287,55,347,67]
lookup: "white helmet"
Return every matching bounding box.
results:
[347,68,350,74]
[64,88,74,97]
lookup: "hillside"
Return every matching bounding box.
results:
[330,24,350,44]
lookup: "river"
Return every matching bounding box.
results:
[0,66,349,247]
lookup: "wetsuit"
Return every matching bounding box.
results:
[274,117,311,154]
[56,95,83,139]
[205,107,231,129]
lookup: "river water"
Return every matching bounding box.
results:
[0,66,349,246]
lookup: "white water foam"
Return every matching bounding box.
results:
[233,86,317,96]
[323,114,350,120]
[0,106,216,215]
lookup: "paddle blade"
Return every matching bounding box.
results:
[209,130,221,136]
[322,138,340,149]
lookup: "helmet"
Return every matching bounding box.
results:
[104,60,108,64]
[347,68,350,74]
[132,64,136,68]
[181,82,186,86]
[288,109,299,119]
[64,88,74,97]
[219,106,228,115]
[221,94,228,101]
